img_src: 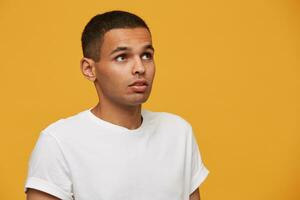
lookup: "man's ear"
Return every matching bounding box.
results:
[80,57,97,82]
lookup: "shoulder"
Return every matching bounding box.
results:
[41,109,88,138]
[143,109,193,133]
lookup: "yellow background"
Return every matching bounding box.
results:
[0,0,299,199]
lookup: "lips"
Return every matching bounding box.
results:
[129,79,148,92]
[129,79,148,87]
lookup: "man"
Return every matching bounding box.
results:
[24,10,209,200]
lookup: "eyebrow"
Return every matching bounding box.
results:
[109,44,155,56]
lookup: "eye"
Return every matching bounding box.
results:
[141,52,153,60]
[115,54,127,62]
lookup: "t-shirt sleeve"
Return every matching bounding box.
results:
[24,131,73,200]
[189,126,209,195]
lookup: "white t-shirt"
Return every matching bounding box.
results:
[24,108,209,200]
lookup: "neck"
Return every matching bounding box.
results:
[91,101,143,130]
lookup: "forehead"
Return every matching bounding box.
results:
[101,28,152,53]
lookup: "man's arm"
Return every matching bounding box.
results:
[26,188,60,200]
[190,188,201,200]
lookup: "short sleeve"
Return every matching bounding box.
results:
[24,131,73,200]
[189,127,209,194]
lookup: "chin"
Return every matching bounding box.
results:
[119,91,151,106]
[125,96,149,106]
[128,100,148,106]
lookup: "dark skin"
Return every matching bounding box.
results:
[190,188,201,200]
[81,28,156,131]
[26,189,60,200]
[26,28,201,200]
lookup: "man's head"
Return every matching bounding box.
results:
[80,11,155,107]
[81,10,150,62]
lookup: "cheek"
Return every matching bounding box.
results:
[95,61,133,92]
[147,64,156,79]
[98,69,128,91]
[152,65,156,76]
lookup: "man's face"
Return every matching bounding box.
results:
[93,27,155,107]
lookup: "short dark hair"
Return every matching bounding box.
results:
[81,10,150,62]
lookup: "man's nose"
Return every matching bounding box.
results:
[132,56,145,75]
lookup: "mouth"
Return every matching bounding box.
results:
[129,80,148,87]
[129,83,148,93]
